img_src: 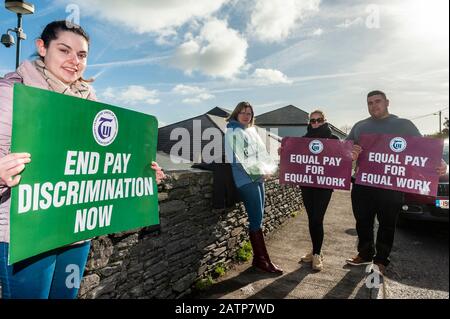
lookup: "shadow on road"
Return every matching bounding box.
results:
[323,266,369,299]
[247,265,311,299]
[390,219,449,293]
[192,266,285,299]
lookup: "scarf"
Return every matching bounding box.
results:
[304,122,333,138]
[32,59,92,99]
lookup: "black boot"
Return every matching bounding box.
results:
[249,229,283,274]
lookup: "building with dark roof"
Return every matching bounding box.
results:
[255,105,347,139]
[158,107,280,166]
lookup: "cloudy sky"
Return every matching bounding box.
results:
[0,0,448,133]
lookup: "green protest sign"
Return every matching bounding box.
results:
[9,84,159,264]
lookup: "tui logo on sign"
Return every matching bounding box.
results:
[309,140,324,154]
[389,137,407,153]
[92,110,118,146]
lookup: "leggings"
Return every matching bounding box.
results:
[0,241,90,299]
[301,187,333,255]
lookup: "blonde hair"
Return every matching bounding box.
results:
[227,101,255,126]
[310,109,326,120]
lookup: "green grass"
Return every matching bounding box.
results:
[194,275,214,291]
[213,264,226,278]
[236,240,253,262]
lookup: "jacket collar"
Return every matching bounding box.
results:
[227,119,246,130]
[15,60,50,90]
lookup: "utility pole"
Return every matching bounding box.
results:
[433,110,443,134]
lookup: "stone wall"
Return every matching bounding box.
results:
[78,169,303,299]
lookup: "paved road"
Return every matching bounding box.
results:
[386,218,449,299]
[193,190,449,299]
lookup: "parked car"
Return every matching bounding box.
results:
[400,138,449,222]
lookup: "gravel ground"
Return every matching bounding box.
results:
[194,190,449,299]
[385,218,449,299]
[2,190,447,300]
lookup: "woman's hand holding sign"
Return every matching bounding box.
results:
[0,153,31,187]
[351,144,362,161]
[151,161,166,184]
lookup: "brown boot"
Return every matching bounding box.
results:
[249,229,283,274]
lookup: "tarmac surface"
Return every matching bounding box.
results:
[193,190,449,299]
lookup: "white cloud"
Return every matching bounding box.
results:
[312,28,323,36]
[197,92,215,100]
[252,68,292,84]
[89,55,169,69]
[173,84,205,95]
[254,100,287,109]
[336,17,364,28]
[313,1,449,134]
[182,93,215,104]
[67,0,229,34]
[388,0,449,50]
[248,0,320,43]
[173,84,215,104]
[171,18,248,78]
[102,85,160,106]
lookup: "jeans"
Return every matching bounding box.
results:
[301,187,333,255]
[238,181,265,231]
[0,241,91,299]
[351,184,403,266]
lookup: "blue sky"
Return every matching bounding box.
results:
[1,0,448,133]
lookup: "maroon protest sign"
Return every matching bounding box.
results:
[280,137,353,190]
[355,134,443,196]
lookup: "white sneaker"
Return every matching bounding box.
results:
[312,254,323,271]
[300,251,313,263]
